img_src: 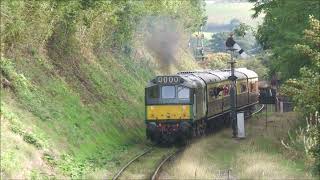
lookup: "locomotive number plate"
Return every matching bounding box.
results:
[156,76,180,84]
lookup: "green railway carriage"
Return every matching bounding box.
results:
[145,68,259,143]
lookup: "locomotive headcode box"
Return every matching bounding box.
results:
[156,76,182,85]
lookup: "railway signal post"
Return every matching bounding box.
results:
[227,48,238,138]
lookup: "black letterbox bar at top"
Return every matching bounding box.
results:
[156,76,182,85]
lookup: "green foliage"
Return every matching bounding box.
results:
[208,32,229,52]
[1,0,206,54]
[202,52,268,79]
[249,3,319,173]
[43,153,57,167]
[0,150,20,178]
[238,55,269,79]
[281,16,320,116]
[1,0,205,178]
[23,134,42,149]
[281,16,320,175]
[233,23,252,37]
[250,0,320,173]
[307,125,320,175]
[204,53,230,69]
[249,0,320,79]
[1,1,56,51]
[2,108,47,149]
[208,31,259,53]
[58,154,91,179]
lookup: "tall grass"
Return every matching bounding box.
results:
[161,112,315,179]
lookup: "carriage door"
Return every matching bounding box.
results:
[203,87,207,117]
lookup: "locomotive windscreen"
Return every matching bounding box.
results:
[161,86,175,99]
[177,86,190,99]
[146,85,191,105]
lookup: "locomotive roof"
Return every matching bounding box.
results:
[146,68,258,88]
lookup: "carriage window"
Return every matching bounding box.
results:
[148,86,159,98]
[240,83,247,93]
[161,86,175,99]
[210,87,223,98]
[223,85,230,95]
[250,83,254,92]
[218,86,224,96]
[177,86,190,99]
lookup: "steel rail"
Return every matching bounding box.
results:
[112,147,154,180]
[151,148,184,180]
[252,104,265,116]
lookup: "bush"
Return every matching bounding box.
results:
[281,17,320,176]
[307,124,320,175]
[3,109,45,149]
[23,133,42,149]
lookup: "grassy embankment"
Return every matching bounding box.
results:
[0,0,207,178]
[0,54,146,178]
[1,44,198,179]
[162,111,316,179]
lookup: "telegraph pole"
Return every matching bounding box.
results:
[227,48,237,138]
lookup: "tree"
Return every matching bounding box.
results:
[249,0,320,79]
[281,16,320,175]
[208,31,259,53]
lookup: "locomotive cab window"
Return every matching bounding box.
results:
[147,86,159,99]
[161,86,175,99]
[177,86,190,99]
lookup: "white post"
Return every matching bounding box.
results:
[237,112,245,138]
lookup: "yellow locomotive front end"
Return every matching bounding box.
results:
[146,105,191,120]
[145,76,194,143]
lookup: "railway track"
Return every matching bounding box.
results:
[112,147,154,180]
[112,105,264,180]
[252,104,265,116]
[151,148,184,180]
[112,146,181,180]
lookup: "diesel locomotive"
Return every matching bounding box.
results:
[145,68,259,143]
